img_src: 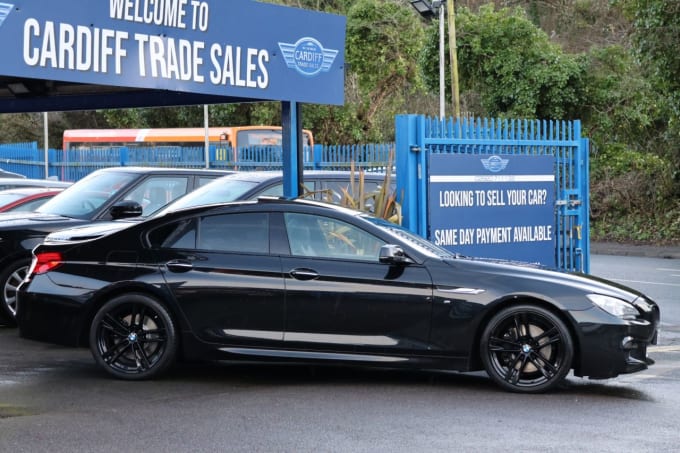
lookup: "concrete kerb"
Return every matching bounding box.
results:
[591,242,680,259]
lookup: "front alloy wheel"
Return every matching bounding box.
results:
[89,294,177,380]
[481,305,574,393]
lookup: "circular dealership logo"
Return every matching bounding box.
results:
[293,38,324,76]
[481,155,509,173]
[278,37,339,78]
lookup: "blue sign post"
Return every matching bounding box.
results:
[0,0,346,105]
[428,154,556,267]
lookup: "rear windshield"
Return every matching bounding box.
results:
[154,177,260,216]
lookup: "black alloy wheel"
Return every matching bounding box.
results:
[0,259,30,326]
[89,294,178,380]
[480,304,574,393]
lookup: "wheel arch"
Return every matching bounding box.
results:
[77,282,184,351]
[467,295,582,373]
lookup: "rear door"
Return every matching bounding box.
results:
[151,211,286,347]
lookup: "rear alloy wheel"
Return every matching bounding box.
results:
[481,305,574,393]
[0,259,30,326]
[89,294,177,380]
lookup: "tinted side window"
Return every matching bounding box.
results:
[123,176,190,216]
[251,181,316,199]
[198,212,269,253]
[285,212,385,261]
[148,219,197,249]
[198,176,222,187]
[321,179,383,206]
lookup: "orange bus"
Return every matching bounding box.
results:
[62,126,314,152]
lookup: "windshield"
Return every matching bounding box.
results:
[365,216,456,259]
[154,176,260,216]
[37,171,136,218]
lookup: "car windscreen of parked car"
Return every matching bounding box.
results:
[35,171,138,218]
[155,171,393,218]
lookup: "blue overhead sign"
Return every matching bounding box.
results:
[428,154,556,266]
[0,0,346,105]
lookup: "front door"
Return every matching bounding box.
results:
[281,212,433,358]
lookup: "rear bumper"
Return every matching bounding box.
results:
[16,287,90,347]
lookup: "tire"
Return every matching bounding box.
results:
[89,293,178,380]
[480,304,574,393]
[0,259,31,327]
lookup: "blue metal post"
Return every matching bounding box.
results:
[120,147,129,166]
[581,137,591,273]
[282,101,301,198]
[396,114,426,236]
[313,144,323,169]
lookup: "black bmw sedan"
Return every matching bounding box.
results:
[16,198,659,393]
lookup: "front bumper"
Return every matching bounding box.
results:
[570,302,659,379]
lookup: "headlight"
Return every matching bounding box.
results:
[587,294,639,320]
[633,297,654,313]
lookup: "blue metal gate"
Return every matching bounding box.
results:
[395,114,590,273]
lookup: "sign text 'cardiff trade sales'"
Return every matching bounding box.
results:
[23,0,269,89]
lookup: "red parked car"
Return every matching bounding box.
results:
[0,187,67,212]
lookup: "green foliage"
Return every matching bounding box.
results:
[328,150,402,224]
[590,144,677,243]
[617,0,680,167]
[421,5,586,119]
[580,45,666,154]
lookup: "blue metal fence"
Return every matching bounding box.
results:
[395,114,589,273]
[0,142,395,179]
[0,122,588,272]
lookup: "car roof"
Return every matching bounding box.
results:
[170,195,370,220]
[217,170,390,183]
[94,166,233,176]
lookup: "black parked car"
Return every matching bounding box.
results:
[42,170,394,243]
[0,166,231,324]
[17,198,659,393]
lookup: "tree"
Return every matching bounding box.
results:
[420,5,586,119]
[618,0,680,165]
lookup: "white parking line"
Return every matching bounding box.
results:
[650,345,680,353]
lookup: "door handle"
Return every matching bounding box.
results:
[290,268,319,281]
[166,260,193,273]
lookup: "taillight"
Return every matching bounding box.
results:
[30,252,63,275]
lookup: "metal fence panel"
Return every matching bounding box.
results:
[395,114,589,273]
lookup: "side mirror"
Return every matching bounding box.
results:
[379,244,413,265]
[110,200,143,219]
